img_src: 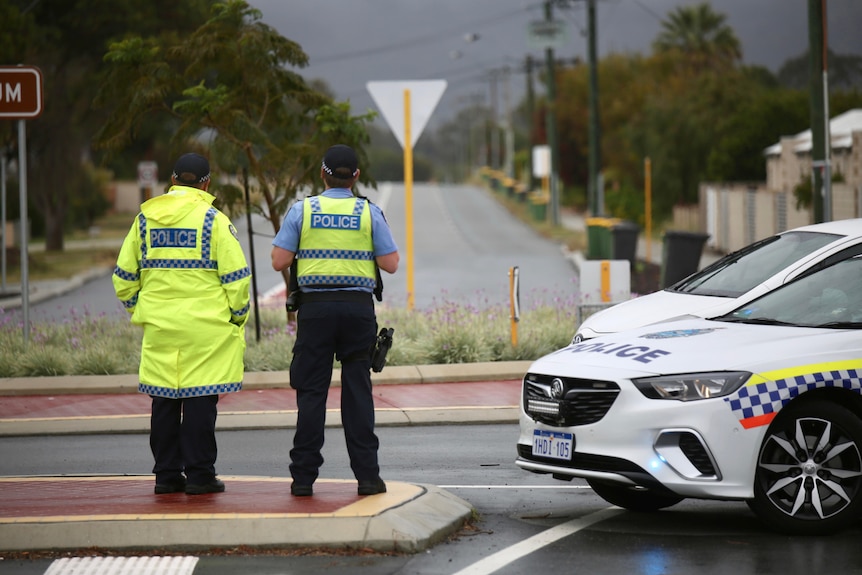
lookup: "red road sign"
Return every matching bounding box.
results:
[0,66,43,119]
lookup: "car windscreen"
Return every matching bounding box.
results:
[669,231,841,298]
[717,256,862,328]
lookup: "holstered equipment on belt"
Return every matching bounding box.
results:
[370,327,394,373]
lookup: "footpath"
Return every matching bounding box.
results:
[0,208,723,556]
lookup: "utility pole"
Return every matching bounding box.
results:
[808,0,829,222]
[525,55,536,190]
[544,0,561,226]
[501,66,515,179]
[587,0,601,217]
[488,70,499,170]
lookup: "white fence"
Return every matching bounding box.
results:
[681,182,862,255]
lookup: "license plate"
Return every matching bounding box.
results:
[532,430,573,460]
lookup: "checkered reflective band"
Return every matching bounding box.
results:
[139,382,242,398]
[117,291,138,310]
[113,266,139,282]
[309,196,366,216]
[297,274,376,288]
[297,248,374,261]
[220,267,251,284]
[231,302,250,319]
[726,367,862,428]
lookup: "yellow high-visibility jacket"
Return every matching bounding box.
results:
[112,186,251,398]
[296,195,376,289]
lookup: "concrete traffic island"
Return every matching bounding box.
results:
[0,475,474,554]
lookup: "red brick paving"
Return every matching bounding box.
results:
[0,381,521,420]
[0,477,366,519]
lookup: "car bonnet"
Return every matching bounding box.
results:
[533,318,857,377]
[578,290,731,337]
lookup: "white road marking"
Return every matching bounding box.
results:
[440,484,592,489]
[44,556,198,575]
[450,507,624,575]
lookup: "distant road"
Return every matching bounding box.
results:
[367,181,577,310]
[12,182,577,323]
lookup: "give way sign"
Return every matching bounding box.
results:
[366,80,447,149]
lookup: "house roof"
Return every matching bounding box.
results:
[764,108,862,156]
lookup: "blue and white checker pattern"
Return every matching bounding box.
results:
[352,198,366,215]
[725,368,862,421]
[296,248,374,261]
[308,196,366,216]
[231,302,250,321]
[141,258,218,270]
[118,292,138,310]
[220,266,251,284]
[138,212,148,258]
[113,266,139,282]
[298,274,376,288]
[139,382,242,398]
[200,208,216,260]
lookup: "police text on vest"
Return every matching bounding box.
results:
[310,213,361,230]
[150,228,198,248]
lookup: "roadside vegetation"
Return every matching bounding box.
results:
[0,294,579,378]
[0,177,592,379]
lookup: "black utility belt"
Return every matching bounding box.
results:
[300,291,373,305]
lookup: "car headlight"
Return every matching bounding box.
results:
[632,371,750,401]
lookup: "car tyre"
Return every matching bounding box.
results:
[587,479,683,512]
[748,400,862,535]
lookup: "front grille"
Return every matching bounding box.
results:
[678,432,717,476]
[523,373,620,427]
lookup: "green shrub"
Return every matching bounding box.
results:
[0,291,580,378]
[12,347,70,377]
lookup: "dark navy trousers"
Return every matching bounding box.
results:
[150,394,219,485]
[289,298,379,485]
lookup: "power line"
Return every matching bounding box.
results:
[310,4,544,66]
[629,0,665,22]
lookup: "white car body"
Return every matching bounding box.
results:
[520,320,857,495]
[574,218,862,342]
[519,253,862,534]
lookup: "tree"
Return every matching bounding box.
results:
[543,3,746,223]
[0,0,218,251]
[777,49,862,91]
[93,0,376,290]
[652,2,742,73]
[705,83,809,182]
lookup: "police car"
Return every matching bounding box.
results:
[573,218,862,343]
[518,253,862,535]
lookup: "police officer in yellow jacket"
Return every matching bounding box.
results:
[271,144,399,497]
[113,153,251,495]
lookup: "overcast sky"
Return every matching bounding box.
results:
[248,0,862,132]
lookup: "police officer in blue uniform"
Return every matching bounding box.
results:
[271,144,399,496]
